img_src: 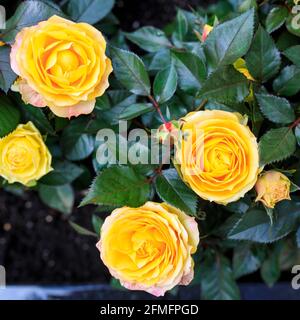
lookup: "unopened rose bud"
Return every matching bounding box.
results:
[201,24,213,42]
[255,171,291,209]
[157,121,180,144]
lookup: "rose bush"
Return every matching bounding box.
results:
[0,0,300,299]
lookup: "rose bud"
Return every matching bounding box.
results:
[255,171,291,209]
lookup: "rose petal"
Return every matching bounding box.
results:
[10,29,26,75]
[121,281,167,297]
[17,79,47,108]
[49,99,95,118]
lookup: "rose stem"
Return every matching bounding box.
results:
[148,95,168,125]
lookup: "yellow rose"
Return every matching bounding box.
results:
[10,15,113,118]
[255,171,291,209]
[0,122,52,186]
[97,201,199,297]
[175,110,260,205]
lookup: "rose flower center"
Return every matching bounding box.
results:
[56,49,79,72]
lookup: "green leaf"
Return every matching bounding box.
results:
[38,184,74,215]
[296,125,300,146]
[147,49,171,72]
[172,50,206,94]
[238,0,257,13]
[225,196,251,214]
[201,252,240,300]
[245,25,281,82]
[81,166,150,207]
[283,45,300,67]
[203,9,255,70]
[0,46,17,93]
[259,127,296,166]
[155,169,198,216]
[265,6,289,33]
[125,27,171,52]
[101,90,137,125]
[296,227,300,248]
[95,94,111,111]
[0,96,20,137]
[153,63,177,103]
[261,250,281,287]
[119,103,153,120]
[233,245,261,279]
[173,9,188,41]
[92,214,103,236]
[109,46,151,96]
[198,65,249,104]
[1,0,63,43]
[69,221,98,238]
[273,65,300,96]
[255,93,295,124]
[40,160,84,186]
[61,119,94,161]
[18,103,55,135]
[228,202,300,243]
[67,0,114,24]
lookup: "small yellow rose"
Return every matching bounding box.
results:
[255,171,291,208]
[97,201,199,297]
[10,15,113,118]
[0,122,52,186]
[175,110,260,205]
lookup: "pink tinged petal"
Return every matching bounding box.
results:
[121,281,167,297]
[179,267,194,286]
[48,99,95,118]
[10,30,25,75]
[96,240,102,252]
[18,80,47,108]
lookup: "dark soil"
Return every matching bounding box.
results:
[114,0,214,31]
[0,191,108,284]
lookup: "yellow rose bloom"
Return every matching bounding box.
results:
[10,15,113,118]
[0,122,52,186]
[255,171,291,209]
[97,201,199,297]
[175,110,260,205]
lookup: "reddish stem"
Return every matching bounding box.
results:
[148,95,167,125]
[290,117,300,129]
